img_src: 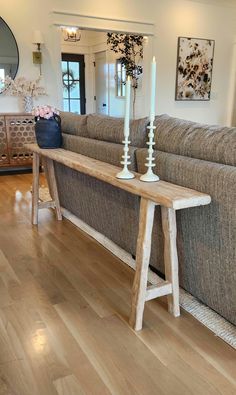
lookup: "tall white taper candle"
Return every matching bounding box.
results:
[124,76,131,137]
[150,56,156,122]
[140,56,160,182]
[116,76,135,179]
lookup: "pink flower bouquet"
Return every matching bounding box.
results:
[32,105,59,120]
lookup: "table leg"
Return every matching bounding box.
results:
[161,207,180,317]
[129,198,155,331]
[44,158,62,221]
[32,152,40,225]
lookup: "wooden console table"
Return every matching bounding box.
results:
[26,143,211,331]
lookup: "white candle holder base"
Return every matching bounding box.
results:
[140,123,160,183]
[140,171,159,182]
[116,137,135,180]
[116,168,135,179]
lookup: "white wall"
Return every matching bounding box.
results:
[153,0,236,125]
[0,0,236,126]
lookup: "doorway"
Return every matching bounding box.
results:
[95,51,108,115]
[61,53,86,114]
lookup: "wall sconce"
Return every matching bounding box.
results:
[62,27,81,42]
[32,30,44,75]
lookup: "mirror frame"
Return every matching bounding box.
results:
[0,17,19,92]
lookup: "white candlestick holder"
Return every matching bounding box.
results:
[116,136,135,179]
[140,122,160,182]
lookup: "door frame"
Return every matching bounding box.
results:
[52,12,155,116]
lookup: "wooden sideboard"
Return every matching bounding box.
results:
[0,113,35,169]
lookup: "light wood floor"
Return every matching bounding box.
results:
[0,173,235,395]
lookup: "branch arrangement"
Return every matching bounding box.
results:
[1,76,47,98]
[107,33,144,118]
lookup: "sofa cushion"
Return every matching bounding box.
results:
[62,133,137,170]
[154,114,236,166]
[87,114,149,147]
[60,111,88,137]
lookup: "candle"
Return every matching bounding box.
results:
[150,56,156,122]
[116,75,134,180]
[124,76,131,137]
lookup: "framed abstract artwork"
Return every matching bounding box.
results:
[175,37,215,101]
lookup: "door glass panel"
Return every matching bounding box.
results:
[63,85,69,99]
[63,99,69,112]
[69,62,80,80]
[62,61,67,73]
[70,82,80,99]
[70,99,80,114]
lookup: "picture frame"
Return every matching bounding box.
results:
[175,37,215,101]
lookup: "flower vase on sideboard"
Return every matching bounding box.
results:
[23,96,33,113]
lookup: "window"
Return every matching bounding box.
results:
[116,60,126,97]
[61,53,86,114]
[0,69,5,91]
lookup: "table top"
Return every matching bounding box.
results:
[26,144,211,210]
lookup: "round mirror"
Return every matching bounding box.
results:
[0,17,19,93]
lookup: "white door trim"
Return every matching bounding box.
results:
[51,11,155,36]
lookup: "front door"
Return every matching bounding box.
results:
[61,53,86,114]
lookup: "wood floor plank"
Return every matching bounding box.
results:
[53,375,85,395]
[148,300,236,379]
[18,278,112,395]
[55,301,169,395]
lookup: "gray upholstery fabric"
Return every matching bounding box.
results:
[62,133,137,171]
[55,163,140,257]
[60,112,88,137]
[87,114,149,147]
[137,148,236,326]
[154,114,236,166]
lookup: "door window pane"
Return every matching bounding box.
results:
[70,82,80,99]
[63,86,69,99]
[62,61,67,73]
[116,60,126,97]
[70,99,80,114]
[63,99,69,112]
[69,62,80,80]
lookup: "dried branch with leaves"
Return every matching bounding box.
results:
[107,33,144,118]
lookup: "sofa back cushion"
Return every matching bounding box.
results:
[60,111,88,137]
[87,114,149,147]
[62,133,137,171]
[154,114,236,166]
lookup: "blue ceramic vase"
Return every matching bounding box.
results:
[35,115,62,149]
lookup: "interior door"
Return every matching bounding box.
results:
[95,51,108,115]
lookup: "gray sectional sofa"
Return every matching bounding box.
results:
[54,111,236,326]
